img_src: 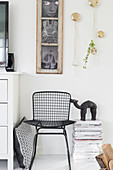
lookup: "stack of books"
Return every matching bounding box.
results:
[72,120,102,161]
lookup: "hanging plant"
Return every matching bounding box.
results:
[83,40,97,69]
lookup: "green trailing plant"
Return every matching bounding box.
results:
[83,40,95,69]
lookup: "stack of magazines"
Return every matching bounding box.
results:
[72,120,102,161]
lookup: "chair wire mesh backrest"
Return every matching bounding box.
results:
[33,91,71,121]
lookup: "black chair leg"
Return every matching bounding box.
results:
[64,128,71,170]
[29,128,40,170]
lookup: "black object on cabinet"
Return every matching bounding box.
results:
[5,53,14,72]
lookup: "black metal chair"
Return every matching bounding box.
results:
[25,91,75,170]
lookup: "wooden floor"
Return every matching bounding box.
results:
[0,155,99,170]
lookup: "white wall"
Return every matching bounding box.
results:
[8,0,113,154]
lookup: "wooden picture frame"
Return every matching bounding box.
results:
[36,0,64,74]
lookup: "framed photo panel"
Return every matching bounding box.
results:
[36,0,64,74]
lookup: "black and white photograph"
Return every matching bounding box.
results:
[36,0,63,74]
[42,0,59,18]
[41,46,58,69]
[41,20,58,44]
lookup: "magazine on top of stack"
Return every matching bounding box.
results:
[72,120,102,162]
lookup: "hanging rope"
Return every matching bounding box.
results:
[93,8,96,42]
[72,22,78,66]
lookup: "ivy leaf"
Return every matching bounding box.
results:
[89,43,92,46]
[91,43,93,47]
[83,40,96,69]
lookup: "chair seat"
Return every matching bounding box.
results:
[24,120,75,128]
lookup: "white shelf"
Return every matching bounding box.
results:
[0,101,8,103]
[0,72,22,75]
[0,154,8,160]
[0,125,8,127]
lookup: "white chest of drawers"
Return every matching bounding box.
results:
[0,72,21,170]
